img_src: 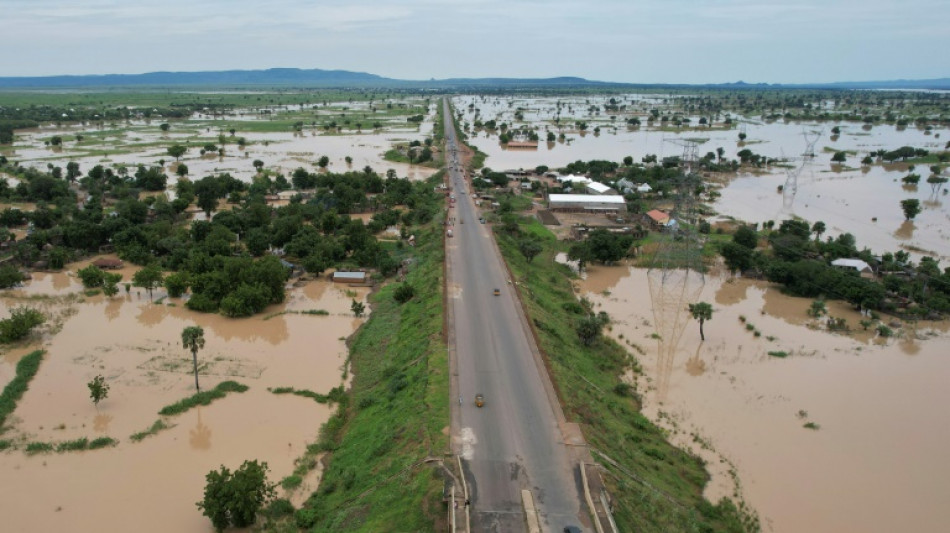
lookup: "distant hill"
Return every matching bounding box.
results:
[0,68,390,88]
[0,67,947,90]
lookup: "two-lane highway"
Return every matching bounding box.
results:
[443,99,586,532]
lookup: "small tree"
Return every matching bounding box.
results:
[518,238,543,264]
[831,151,847,164]
[88,374,110,408]
[811,221,826,241]
[900,199,921,220]
[182,326,206,391]
[133,265,164,299]
[167,144,187,162]
[688,302,713,341]
[197,460,275,532]
[351,299,365,318]
[159,123,170,132]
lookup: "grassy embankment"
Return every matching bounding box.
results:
[494,218,756,532]
[286,221,449,531]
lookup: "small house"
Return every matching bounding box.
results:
[646,209,670,227]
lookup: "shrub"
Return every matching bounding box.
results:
[393,283,415,303]
[0,307,45,343]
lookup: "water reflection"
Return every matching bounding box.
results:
[93,413,113,432]
[894,220,915,240]
[189,410,212,450]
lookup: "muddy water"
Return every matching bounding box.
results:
[578,265,950,533]
[0,273,367,532]
[453,94,948,259]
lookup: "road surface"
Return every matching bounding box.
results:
[443,99,587,532]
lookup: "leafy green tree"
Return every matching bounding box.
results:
[88,374,109,408]
[167,144,187,161]
[197,460,274,532]
[688,302,713,341]
[0,265,26,288]
[317,155,330,168]
[518,238,543,264]
[927,175,948,195]
[160,123,170,132]
[133,265,164,299]
[721,241,753,274]
[176,163,189,177]
[900,199,921,220]
[164,272,189,298]
[831,151,847,163]
[182,326,205,391]
[811,221,826,241]
[808,300,827,318]
[77,265,106,288]
[733,225,758,249]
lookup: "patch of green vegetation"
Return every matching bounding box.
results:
[129,419,173,442]
[268,386,345,405]
[768,351,789,358]
[495,216,755,532]
[803,422,821,430]
[280,474,303,490]
[158,381,248,416]
[291,223,448,532]
[25,441,54,454]
[0,350,45,429]
[0,439,12,450]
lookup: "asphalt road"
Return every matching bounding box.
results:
[443,100,585,532]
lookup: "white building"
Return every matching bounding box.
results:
[548,194,626,213]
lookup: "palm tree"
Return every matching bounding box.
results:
[688,302,713,341]
[182,326,205,391]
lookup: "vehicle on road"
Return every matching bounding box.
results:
[479,217,486,224]
[447,229,453,238]
[493,288,500,296]
[475,394,485,407]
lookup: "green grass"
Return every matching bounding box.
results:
[0,350,45,430]
[129,419,173,442]
[290,223,449,532]
[158,380,248,416]
[768,351,789,358]
[494,217,755,532]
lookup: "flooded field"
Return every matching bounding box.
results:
[577,264,950,533]
[0,261,368,532]
[4,97,439,185]
[453,94,949,259]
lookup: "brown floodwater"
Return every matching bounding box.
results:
[0,269,367,532]
[578,264,950,533]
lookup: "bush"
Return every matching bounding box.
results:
[159,381,248,416]
[264,498,295,520]
[393,283,415,303]
[0,307,45,343]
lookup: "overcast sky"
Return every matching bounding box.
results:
[2,0,947,83]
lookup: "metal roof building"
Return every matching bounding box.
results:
[548,194,626,212]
